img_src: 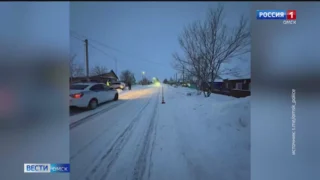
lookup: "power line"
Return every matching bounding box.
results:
[88,43,114,59]
[88,39,128,56]
[70,31,118,71]
[89,42,119,74]
[91,39,167,66]
[70,30,169,67]
[70,34,84,42]
[70,30,86,39]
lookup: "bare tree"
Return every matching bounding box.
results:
[173,4,250,97]
[120,70,135,83]
[70,54,85,78]
[90,65,108,76]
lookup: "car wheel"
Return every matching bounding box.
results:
[88,99,98,110]
[113,93,119,101]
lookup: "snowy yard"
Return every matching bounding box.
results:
[70,84,250,180]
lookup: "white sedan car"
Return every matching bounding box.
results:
[110,82,126,90]
[69,82,119,110]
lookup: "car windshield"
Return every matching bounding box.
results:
[70,84,89,90]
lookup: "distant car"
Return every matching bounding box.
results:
[110,82,126,90]
[69,82,119,110]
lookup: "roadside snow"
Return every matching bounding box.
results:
[70,84,250,180]
[150,85,250,180]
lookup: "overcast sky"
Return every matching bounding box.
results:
[70,2,250,81]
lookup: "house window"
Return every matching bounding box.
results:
[235,82,243,90]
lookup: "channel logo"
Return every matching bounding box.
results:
[256,10,296,20]
[51,164,70,173]
[24,164,50,173]
[256,10,296,25]
[24,163,70,173]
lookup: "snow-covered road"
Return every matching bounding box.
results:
[70,85,250,180]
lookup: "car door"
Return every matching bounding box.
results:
[103,84,114,101]
[97,84,109,103]
[90,84,105,103]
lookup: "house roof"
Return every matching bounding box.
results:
[70,70,119,83]
[220,73,250,81]
[209,75,223,82]
[214,79,223,82]
[90,70,119,80]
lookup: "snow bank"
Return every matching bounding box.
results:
[206,96,250,130]
[191,96,250,180]
[155,85,250,180]
[168,85,235,101]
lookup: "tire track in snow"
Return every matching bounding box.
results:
[70,100,128,160]
[71,92,151,160]
[70,101,126,129]
[147,104,159,180]
[85,92,156,180]
[71,93,154,180]
[132,91,160,180]
[70,90,147,129]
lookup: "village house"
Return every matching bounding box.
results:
[209,74,251,98]
[70,70,119,84]
[223,78,251,98]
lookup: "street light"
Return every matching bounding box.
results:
[141,71,146,79]
[141,71,146,85]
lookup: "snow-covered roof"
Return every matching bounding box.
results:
[220,73,250,80]
[209,75,223,82]
[214,78,223,82]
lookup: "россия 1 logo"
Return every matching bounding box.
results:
[24,163,70,173]
[256,10,296,25]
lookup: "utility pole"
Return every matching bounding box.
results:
[84,39,89,78]
[182,66,185,83]
[114,58,118,75]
